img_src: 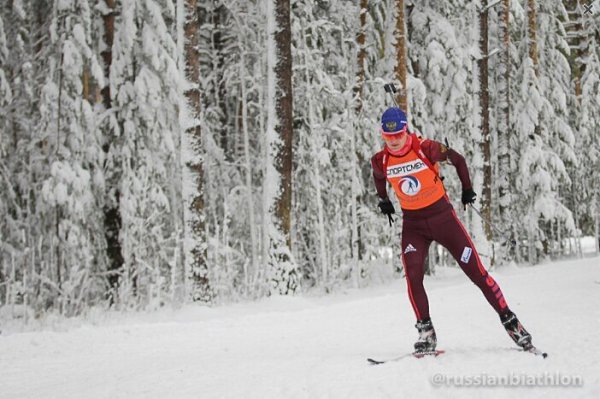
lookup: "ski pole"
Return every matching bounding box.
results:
[387,214,395,227]
[468,203,516,247]
[384,83,399,107]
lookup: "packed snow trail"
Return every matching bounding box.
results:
[1,256,599,399]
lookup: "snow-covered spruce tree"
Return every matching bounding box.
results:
[0,7,13,306]
[196,0,299,299]
[228,1,263,297]
[98,0,125,304]
[359,0,404,276]
[511,0,572,264]
[563,1,600,255]
[575,12,600,253]
[407,1,489,267]
[291,0,341,289]
[536,0,577,256]
[0,1,53,313]
[408,1,478,150]
[496,0,529,264]
[194,0,267,300]
[290,0,391,290]
[33,0,106,315]
[488,0,521,264]
[109,0,184,308]
[194,1,239,300]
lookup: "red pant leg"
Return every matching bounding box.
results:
[431,208,509,314]
[401,218,433,321]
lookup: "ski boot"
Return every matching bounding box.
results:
[414,318,437,353]
[500,310,533,349]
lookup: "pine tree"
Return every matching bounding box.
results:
[264,0,297,295]
[494,0,513,262]
[183,0,212,303]
[394,0,409,111]
[479,0,493,243]
[100,0,123,303]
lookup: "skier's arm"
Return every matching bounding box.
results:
[422,140,472,190]
[370,152,388,199]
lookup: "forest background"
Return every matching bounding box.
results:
[0,0,599,317]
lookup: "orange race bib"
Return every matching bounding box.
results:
[386,151,446,210]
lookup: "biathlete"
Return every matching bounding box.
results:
[371,107,535,353]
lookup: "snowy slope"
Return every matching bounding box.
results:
[1,256,599,399]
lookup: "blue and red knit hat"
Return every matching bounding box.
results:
[380,107,408,135]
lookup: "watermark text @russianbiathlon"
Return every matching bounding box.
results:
[430,372,584,388]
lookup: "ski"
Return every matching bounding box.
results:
[413,349,445,359]
[367,349,445,365]
[522,346,548,358]
[367,346,546,365]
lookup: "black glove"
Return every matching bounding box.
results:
[378,198,396,226]
[461,188,477,210]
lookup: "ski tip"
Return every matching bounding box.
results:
[367,358,384,365]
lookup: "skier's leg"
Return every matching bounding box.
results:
[432,208,509,315]
[401,220,433,321]
[402,220,437,351]
[432,208,534,348]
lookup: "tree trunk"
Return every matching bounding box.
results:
[595,199,600,255]
[564,0,588,104]
[406,3,419,79]
[274,0,293,250]
[211,2,229,158]
[395,0,408,111]
[239,49,259,295]
[300,28,328,285]
[100,0,123,303]
[264,0,297,295]
[479,0,492,242]
[82,67,90,101]
[185,0,211,302]
[352,0,369,282]
[354,0,368,114]
[527,0,539,75]
[497,0,511,231]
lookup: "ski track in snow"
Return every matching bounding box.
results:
[1,257,599,399]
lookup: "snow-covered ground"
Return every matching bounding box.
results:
[1,256,599,399]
